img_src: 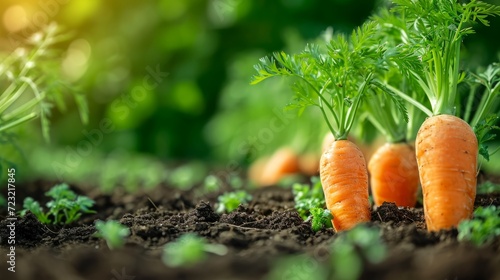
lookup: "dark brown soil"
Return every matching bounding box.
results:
[1,178,500,280]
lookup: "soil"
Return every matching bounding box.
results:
[1,176,500,280]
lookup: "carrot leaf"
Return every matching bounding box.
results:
[292,177,325,219]
[473,115,500,161]
[477,181,500,194]
[384,0,500,116]
[216,190,252,213]
[470,62,500,128]
[251,21,386,140]
[310,208,333,232]
[458,206,500,246]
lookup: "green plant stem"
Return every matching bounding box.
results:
[464,83,479,123]
[0,113,37,132]
[379,83,433,117]
[295,75,342,138]
[471,83,500,127]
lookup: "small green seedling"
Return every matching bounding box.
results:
[292,177,325,219]
[168,162,207,190]
[162,233,228,267]
[292,177,332,231]
[216,190,252,213]
[19,183,95,224]
[266,254,328,280]
[203,175,222,193]
[458,206,500,246]
[331,225,387,280]
[477,181,500,194]
[310,208,333,232]
[94,220,130,250]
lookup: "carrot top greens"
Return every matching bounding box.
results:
[252,22,406,141]
[376,0,500,117]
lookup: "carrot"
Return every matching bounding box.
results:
[321,140,371,231]
[247,156,269,186]
[362,61,423,208]
[416,115,478,231]
[251,147,300,186]
[375,1,500,231]
[252,21,382,231]
[368,143,419,207]
[322,132,384,163]
[298,153,320,176]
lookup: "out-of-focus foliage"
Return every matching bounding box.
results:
[0,23,88,179]
[1,0,377,170]
[1,0,499,184]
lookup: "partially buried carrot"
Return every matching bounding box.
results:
[416,115,477,231]
[252,21,383,231]
[248,147,300,187]
[375,0,500,231]
[298,153,320,176]
[260,147,300,186]
[321,140,371,231]
[368,143,419,207]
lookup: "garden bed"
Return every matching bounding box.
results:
[1,176,500,280]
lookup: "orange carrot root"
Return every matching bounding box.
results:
[255,147,300,186]
[298,153,320,176]
[368,142,419,207]
[416,115,478,232]
[320,139,371,231]
[248,156,269,186]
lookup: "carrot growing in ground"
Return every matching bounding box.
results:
[252,22,400,231]
[377,0,500,231]
[361,11,430,207]
[248,147,301,187]
[363,84,421,207]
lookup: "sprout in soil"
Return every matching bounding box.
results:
[331,225,387,280]
[216,190,252,213]
[162,233,228,267]
[94,220,130,250]
[292,177,332,231]
[458,206,500,246]
[19,183,95,225]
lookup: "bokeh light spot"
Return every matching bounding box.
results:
[3,5,29,33]
[62,39,92,82]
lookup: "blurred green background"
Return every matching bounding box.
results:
[0,0,499,187]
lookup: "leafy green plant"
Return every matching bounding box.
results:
[167,162,208,190]
[458,206,500,245]
[19,183,95,224]
[94,220,130,250]
[310,208,333,232]
[0,24,88,203]
[331,225,387,280]
[292,177,332,231]
[473,115,500,161]
[0,23,87,140]
[203,175,222,193]
[266,254,328,280]
[293,177,324,218]
[216,190,252,213]
[477,181,500,194]
[162,233,228,267]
